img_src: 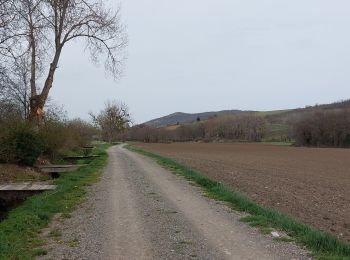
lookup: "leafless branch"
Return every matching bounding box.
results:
[0,0,127,126]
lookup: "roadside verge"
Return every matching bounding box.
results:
[125,144,350,260]
[0,144,110,259]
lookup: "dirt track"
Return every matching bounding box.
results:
[135,142,350,243]
[40,145,309,259]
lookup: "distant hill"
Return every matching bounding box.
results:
[143,99,350,128]
[144,110,254,127]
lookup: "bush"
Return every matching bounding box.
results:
[293,109,350,147]
[0,124,46,166]
[66,119,99,147]
[39,120,67,160]
[38,119,98,160]
[0,101,23,139]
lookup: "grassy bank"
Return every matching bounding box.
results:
[125,144,350,260]
[0,144,110,259]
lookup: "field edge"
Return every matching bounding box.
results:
[125,144,350,260]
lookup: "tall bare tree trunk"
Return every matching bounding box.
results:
[29,94,44,127]
[29,46,62,127]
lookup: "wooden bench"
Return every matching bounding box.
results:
[63,155,100,162]
[0,183,56,191]
[81,145,94,149]
[0,182,56,219]
[0,182,56,201]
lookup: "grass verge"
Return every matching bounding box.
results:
[0,143,110,259]
[125,144,350,260]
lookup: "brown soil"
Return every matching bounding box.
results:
[134,142,350,243]
[0,164,49,184]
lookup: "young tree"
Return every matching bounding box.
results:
[90,101,131,142]
[1,0,127,126]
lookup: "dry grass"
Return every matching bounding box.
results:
[0,164,50,184]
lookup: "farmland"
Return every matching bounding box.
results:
[134,142,350,243]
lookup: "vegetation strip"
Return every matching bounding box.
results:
[125,144,350,260]
[0,144,110,259]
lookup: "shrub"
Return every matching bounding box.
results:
[66,119,99,147]
[0,124,46,166]
[39,120,67,160]
[0,101,23,139]
[293,109,350,147]
[38,119,98,160]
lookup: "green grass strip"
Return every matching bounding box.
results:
[125,144,350,260]
[0,144,110,259]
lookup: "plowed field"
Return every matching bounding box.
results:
[134,142,350,243]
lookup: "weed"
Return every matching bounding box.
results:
[32,248,48,256]
[175,240,193,251]
[49,228,62,238]
[61,212,72,219]
[260,227,274,235]
[67,238,80,247]
[240,215,270,228]
[28,238,46,247]
[179,240,192,245]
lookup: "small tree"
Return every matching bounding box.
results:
[90,101,131,142]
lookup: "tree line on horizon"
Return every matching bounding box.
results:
[123,100,350,148]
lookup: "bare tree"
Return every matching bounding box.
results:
[293,109,350,147]
[1,0,127,126]
[90,100,131,142]
[0,54,32,119]
[0,1,16,45]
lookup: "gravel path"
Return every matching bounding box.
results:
[39,145,311,259]
[135,142,350,242]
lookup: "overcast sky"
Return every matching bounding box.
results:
[51,0,350,123]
